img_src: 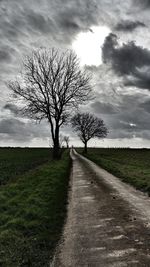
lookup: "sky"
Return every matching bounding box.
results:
[1,0,150,147]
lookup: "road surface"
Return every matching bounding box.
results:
[51,149,150,267]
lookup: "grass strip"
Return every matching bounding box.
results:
[0,151,71,267]
[78,148,150,196]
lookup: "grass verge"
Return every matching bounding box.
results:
[0,151,71,267]
[78,148,150,196]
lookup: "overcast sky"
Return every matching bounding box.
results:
[1,0,150,147]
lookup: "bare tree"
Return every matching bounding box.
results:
[63,136,70,148]
[8,48,92,159]
[71,112,108,153]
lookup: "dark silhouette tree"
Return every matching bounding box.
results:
[8,48,92,159]
[71,112,108,153]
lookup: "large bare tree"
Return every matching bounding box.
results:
[71,112,108,153]
[8,48,92,159]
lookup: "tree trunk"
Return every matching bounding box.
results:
[53,126,60,159]
[84,141,87,154]
[53,143,60,159]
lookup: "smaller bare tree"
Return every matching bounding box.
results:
[71,112,108,153]
[63,136,70,148]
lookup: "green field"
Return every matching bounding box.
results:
[0,148,52,185]
[79,148,150,195]
[0,148,71,267]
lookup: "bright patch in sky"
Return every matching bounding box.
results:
[72,26,110,66]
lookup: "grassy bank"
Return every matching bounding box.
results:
[79,148,150,196]
[0,150,71,267]
[0,148,52,185]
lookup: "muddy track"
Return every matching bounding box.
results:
[51,149,150,267]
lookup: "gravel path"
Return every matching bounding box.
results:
[51,149,150,267]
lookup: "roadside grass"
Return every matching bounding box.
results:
[0,148,52,185]
[78,148,150,196]
[0,150,71,267]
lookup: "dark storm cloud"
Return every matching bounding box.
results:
[51,0,101,43]
[115,20,146,32]
[26,11,53,33]
[0,50,11,62]
[144,0,150,6]
[108,108,150,139]
[57,17,80,31]
[134,0,150,8]
[1,7,55,42]
[3,103,19,115]
[115,111,150,132]
[102,33,150,90]
[0,0,101,62]
[0,118,49,142]
[124,67,150,89]
[0,45,15,62]
[91,101,118,114]
[0,118,25,135]
[91,92,150,140]
[102,33,150,75]
[139,100,150,113]
[55,0,99,28]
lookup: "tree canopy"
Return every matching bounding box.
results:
[71,112,108,153]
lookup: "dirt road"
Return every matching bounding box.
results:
[51,149,150,267]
